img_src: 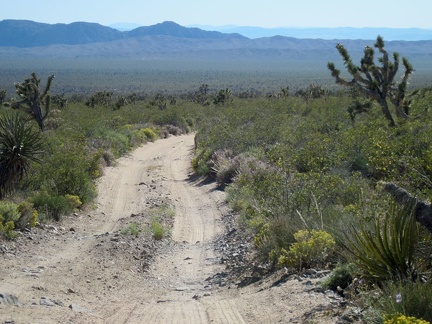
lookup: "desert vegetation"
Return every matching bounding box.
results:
[1,36,432,322]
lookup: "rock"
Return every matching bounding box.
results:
[175,287,190,291]
[69,303,91,313]
[0,293,20,306]
[237,275,261,288]
[40,297,63,306]
[337,307,363,323]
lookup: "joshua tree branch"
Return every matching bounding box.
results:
[380,181,432,234]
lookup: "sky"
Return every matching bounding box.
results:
[2,0,432,29]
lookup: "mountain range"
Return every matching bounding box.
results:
[189,25,432,41]
[0,20,432,64]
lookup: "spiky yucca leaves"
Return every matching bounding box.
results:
[328,35,414,126]
[342,201,422,282]
[0,112,44,197]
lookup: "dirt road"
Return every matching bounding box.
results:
[0,134,339,323]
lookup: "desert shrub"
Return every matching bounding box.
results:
[165,125,183,136]
[148,204,175,219]
[147,204,173,240]
[64,194,82,209]
[0,217,17,239]
[31,192,76,221]
[88,149,104,179]
[192,149,213,175]
[15,201,36,229]
[278,229,336,269]
[121,222,141,237]
[102,150,116,167]
[208,149,240,186]
[321,263,356,292]
[30,209,38,227]
[0,202,19,238]
[141,128,158,142]
[0,201,20,224]
[93,129,130,157]
[383,314,429,324]
[151,221,164,240]
[27,138,96,204]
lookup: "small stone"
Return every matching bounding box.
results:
[0,293,20,306]
[40,297,63,307]
[69,304,90,313]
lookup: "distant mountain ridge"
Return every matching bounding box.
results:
[191,25,432,41]
[0,20,245,47]
[0,19,432,68]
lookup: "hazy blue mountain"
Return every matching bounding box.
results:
[190,25,432,41]
[0,19,431,71]
[0,20,245,47]
[0,20,124,47]
[128,21,246,39]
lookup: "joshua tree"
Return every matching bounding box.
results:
[12,72,54,131]
[328,36,414,126]
[0,112,44,198]
[213,88,232,105]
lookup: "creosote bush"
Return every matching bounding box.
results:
[278,229,336,269]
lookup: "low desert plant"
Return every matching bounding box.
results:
[31,192,77,221]
[0,216,17,239]
[15,201,35,229]
[121,222,141,237]
[141,128,158,142]
[151,221,164,240]
[321,263,356,292]
[278,229,336,269]
[363,280,432,323]
[383,314,429,324]
[0,201,20,224]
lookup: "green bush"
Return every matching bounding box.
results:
[321,263,356,292]
[278,229,336,269]
[151,221,164,240]
[0,217,17,239]
[192,149,213,175]
[141,128,158,142]
[31,192,76,221]
[0,201,20,223]
[121,222,141,237]
[27,139,96,204]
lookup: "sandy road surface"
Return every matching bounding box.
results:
[0,134,339,323]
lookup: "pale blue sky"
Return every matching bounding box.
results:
[2,0,432,28]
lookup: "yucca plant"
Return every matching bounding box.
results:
[342,201,422,282]
[0,112,44,197]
